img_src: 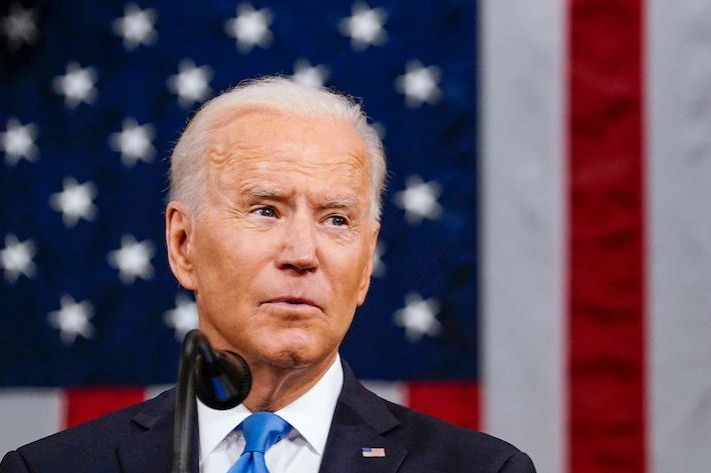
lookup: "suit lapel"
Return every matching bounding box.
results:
[113,364,406,473]
[319,363,408,473]
[116,388,199,473]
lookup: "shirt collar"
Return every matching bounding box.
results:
[197,354,344,461]
[275,354,343,455]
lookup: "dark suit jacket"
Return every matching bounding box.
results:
[0,363,536,472]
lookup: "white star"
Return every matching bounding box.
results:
[47,295,95,345]
[372,241,386,278]
[167,59,213,108]
[107,235,155,284]
[0,234,36,284]
[224,3,273,53]
[49,177,97,227]
[339,2,387,51]
[112,3,157,50]
[164,294,199,341]
[395,61,442,108]
[291,59,329,88]
[52,62,98,109]
[394,175,443,224]
[1,118,38,166]
[109,118,156,167]
[394,292,441,342]
[0,3,39,51]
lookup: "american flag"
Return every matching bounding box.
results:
[3,2,711,473]
[0,0,478,455]
[361,447,386,458]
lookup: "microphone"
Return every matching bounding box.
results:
[194,343,252,410]
[172,329,252,473]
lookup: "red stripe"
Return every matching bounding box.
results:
[63,387,146,428]
[407,381,479,430]
[567,0,647,472]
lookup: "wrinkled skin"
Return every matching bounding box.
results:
[166,108,379,410]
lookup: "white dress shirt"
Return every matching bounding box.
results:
[198,354,344,473]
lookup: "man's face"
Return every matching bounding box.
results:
[167,108,379,372]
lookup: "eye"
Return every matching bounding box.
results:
[327,215,348,227]
[253,207,277,218]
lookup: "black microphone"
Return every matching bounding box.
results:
[172,329,252,473]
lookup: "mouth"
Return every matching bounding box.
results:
[263,296,323,312]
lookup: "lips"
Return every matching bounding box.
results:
[264,296,322,312]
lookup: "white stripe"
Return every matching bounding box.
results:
[647,2,711,472]
[361,381,407,406]
[0,389,62,453]
[145,384,174,401]
[479,1,566,473]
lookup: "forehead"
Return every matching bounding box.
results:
[206,107,371,181]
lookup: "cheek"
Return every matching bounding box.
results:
[331,252,371,300]
[194,232,254,291]
[194,238,228,281]
[197,217,265,265]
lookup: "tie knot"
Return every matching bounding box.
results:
[241,412,292,454]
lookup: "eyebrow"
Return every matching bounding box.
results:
[243,186,360,211]
[242,186,289,201]
[245,187,285,200]
[320,197,359,210]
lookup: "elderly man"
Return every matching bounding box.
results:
[0,77,536,473]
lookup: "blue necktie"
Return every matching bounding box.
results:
[227,412,292,473]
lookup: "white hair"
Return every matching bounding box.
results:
[168,76,387,221]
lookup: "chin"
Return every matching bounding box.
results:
[268,350,315,369]
[261,338,330,371]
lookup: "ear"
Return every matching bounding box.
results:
[165,201,197,290]
[356,222,381,306]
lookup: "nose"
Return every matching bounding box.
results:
[276,214,319,274]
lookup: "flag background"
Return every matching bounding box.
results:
[2,1,711,473]
[482,1,711,473]
[1,0,480,452]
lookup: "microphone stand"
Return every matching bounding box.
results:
[172,330,252,473]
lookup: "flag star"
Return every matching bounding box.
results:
[48,295,95,345]
[164,294,198,341]
[394,175,443,224]
[49,177,97,227]
[291,59,329,88]
[112,3,157,50]
[109,118,156,167]
[167,59,213,108]
[52,62,98,109]
[0,234,37,284]
[339,2,387,51]
[108,235,155,284]
[395,61,442,108]
[1,118,39,166]
[372,241,386,278]
[224,3,273,53]
[393,293,441,342]
[0,3,39,51]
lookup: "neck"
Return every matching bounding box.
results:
[242,354,337,412]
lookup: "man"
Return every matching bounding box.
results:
[0,77,536,472]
